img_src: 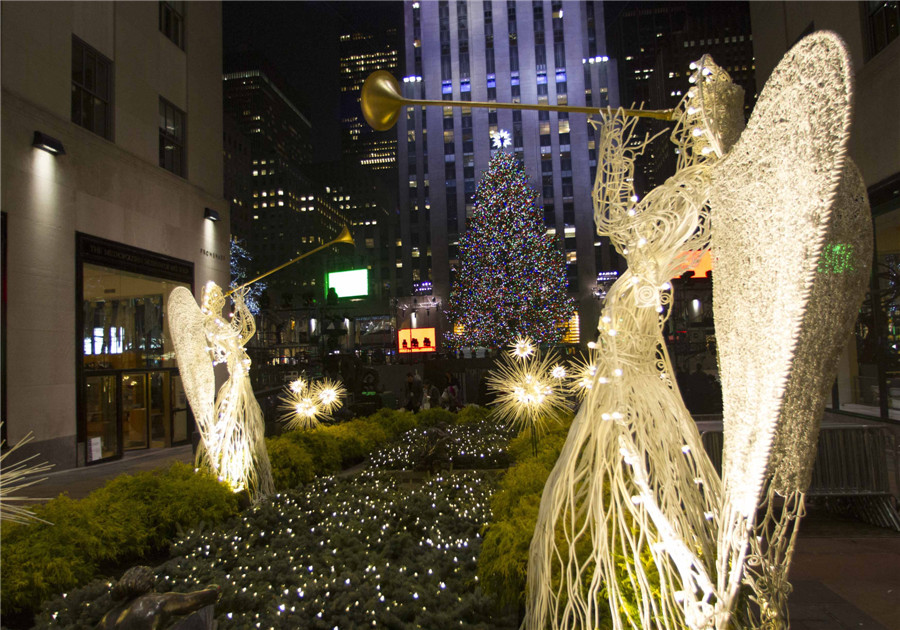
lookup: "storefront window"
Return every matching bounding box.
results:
[85,375,117,461]
[78,234,193,462]
[835,203,900,419]
[82,264,184,369]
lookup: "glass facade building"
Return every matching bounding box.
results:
[606,1,757,193]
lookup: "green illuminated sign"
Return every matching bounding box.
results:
[326,268,369,298]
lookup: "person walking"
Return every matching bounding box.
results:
[405,371,424,412]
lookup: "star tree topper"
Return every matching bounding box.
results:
[490,129,512,149]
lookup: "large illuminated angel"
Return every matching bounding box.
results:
[524,32,871,630]
[168,283,274,502]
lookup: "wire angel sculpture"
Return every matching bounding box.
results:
[523,32,872,630]
[167,282,274,502]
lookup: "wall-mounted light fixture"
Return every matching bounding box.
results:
[203,207,220,222]
[33,131,65,155]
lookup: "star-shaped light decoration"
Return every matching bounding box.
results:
[511,335,536,360]
[490,128,512,149]
[487,348,568,435]
[280,377,346,430]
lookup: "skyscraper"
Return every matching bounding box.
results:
[605,1,757,191]
[224,69,349,303]
[339,29,401,175]
[397,0,619,346]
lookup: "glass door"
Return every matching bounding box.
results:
[171,373,189,444]
[85,374,118,462]
[149,371,170,448]
[122,373,148,450]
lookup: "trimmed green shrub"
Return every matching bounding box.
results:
[366,407,418,438]
[505,416,570,466]
[0,462,237,615]
[266,436,316,490]
[415,406,455,427]
[267,411,417,490]
[281,430,343,475]
[320,418,388,466]
[477,414,572,606]
[454,404,492,425]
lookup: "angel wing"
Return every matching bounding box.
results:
[167,286,216,447]
[708,31,863,612]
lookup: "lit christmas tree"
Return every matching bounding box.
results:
[447,150,574,349]
[230,237,266,314]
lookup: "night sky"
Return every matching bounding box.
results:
[223,1,404,162]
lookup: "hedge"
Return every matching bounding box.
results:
[0,462,238,615]
[2,407,491,620]
[477,414,573,607]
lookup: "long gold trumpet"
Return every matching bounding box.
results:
[361,70,675,131]
[225,225,355,297]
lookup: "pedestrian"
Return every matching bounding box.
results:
[405,371,423,412]
[423,379,441,410]
[440,373,461,411]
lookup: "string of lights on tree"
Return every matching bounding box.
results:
[447,150,574,349]
[230,237,266,315]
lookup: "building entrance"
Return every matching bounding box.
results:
[78,234,194,464]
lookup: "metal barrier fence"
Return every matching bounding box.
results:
[700,423,900,530]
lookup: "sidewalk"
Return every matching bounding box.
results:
[33,444,194,501]
[789,506,900,629]
[24,446,900,630]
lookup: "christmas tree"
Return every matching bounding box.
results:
[447,151,574,349]
[230,237,266,314]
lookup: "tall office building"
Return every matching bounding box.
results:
[224,69,348,303]
[606,1,757,191]
[303,159,397,305]
[397,0,619,346]
[339,29,401,175]
[223,112,253,240]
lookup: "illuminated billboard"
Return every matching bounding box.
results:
[398,327,436,353]
[326,268,369,298]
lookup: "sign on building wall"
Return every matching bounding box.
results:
[398,327,436,353]
[326,268,369,298]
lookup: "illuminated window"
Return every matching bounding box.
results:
[562,311,580,344]
[866,1,899,58]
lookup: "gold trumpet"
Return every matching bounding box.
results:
[225,225,355,297]
[361,70,675,131]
